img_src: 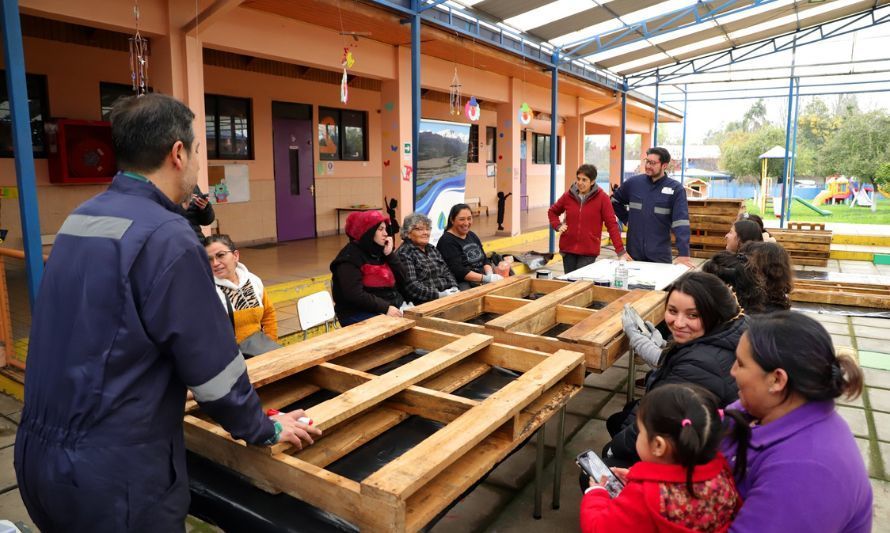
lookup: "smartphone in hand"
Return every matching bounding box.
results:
[577,449,624,497]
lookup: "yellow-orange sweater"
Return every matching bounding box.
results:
[214,263,278,343]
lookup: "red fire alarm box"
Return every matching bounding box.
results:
[47,119,117,184]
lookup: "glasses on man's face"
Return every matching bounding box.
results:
[208,250,233,263]
[644,159,662,167]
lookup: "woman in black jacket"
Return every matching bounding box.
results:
[604,271,747,467]
[330,210,406,326]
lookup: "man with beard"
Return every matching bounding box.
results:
[14,93,320,531]
[611,147,694,268]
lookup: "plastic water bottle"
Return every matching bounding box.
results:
[613,258,628,290]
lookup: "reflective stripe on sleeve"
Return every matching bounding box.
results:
[672,219,690,228]
[629,202,643,210]
[57,214,133,240]
[191,353,247,403]
[654,207,672,215]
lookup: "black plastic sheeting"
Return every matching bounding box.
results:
[188,354,526,531]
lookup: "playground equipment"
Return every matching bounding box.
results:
[792,196,831,216]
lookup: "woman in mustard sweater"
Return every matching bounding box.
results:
[205,234,277,344]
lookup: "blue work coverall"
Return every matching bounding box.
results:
[610,173,691,263]
[14,173,274,532]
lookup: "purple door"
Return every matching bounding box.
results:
[273,118,316,241]
[520,140,528,211]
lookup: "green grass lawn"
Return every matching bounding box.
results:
[745,197,890,225]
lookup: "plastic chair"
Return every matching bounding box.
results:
[297,290,336,340]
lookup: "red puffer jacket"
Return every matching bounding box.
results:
[548,183,625,257]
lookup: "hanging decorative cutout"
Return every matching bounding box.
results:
[340,46,354,104]
[129,0,150,95]
[343,47,355,69]
[465,96,480,122]
[518,102,533,125]
[449,68,462,116]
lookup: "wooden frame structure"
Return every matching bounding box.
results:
[792,279,890,310]
[184,315,585,532]
[404,275,666,371]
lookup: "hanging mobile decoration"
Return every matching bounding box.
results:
[129,0,150,95]
[449,67,462,116]
[518,102,533,125]
[464,96,481,122]
[340,46,354,104]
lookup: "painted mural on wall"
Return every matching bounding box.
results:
[416,120,470,244]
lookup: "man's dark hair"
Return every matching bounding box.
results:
[110,93,195,173]
[647,147,671,164]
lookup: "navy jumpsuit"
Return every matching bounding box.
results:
[611,173,691,263]
[14,173,274,532]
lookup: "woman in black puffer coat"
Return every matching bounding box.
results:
[603,271,747,468]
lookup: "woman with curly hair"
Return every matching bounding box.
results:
[740,241,794,313]
[702,251,767,314]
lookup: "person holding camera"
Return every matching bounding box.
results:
[181,184,215,242]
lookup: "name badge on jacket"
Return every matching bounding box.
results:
[661,187,674,195]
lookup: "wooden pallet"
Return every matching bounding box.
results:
[788,222,826,231]
[792,279,890,309]
[770,228,832,267]
[184,315,584,532]
[404,275,666,371]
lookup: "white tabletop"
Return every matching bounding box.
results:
[558,258,691,291]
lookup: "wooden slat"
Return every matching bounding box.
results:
[248,315,415,388]
[555,304,596,324]
[791,288,890,310]
[559,290,665,346]
[305,333,491,432]
[294,407,410,467]
[483,294,529,315]
[486,281,594,333]
[438,298,483,322]
[362,349,584,499]
[405,276,526,318]
[332,340,416,371]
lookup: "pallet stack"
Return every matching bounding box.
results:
[682,198,745,260]
[770,228,832,267]
[792,278,890,309]
[405,275,666,371]
[185,315,585,532]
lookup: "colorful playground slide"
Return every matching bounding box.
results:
[793,196,831,216]
[812,190,832,206]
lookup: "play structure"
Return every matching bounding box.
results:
[812,176,890,208]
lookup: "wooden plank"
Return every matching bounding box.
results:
[248,315,415,388]
[405,276,526,318]
[483,294,529,315]
[791,289,890,310]
[332,341,416,371]
[362,349,584,499]
[529,278,575,294]
[558,289,657,346]
[419,359,491,391]
[438,298,483,322]
[475,343,549,373]
[560,285,625,309]
[486,275,533,298]
[305,333,491,433]
[486,281,593,333]
[556,304,595,324]
[294,407,410,467]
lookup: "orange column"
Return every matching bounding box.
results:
[495,78,521,236]
[609,126,623,187]
[563,97,583,191]
[380,46,414,239]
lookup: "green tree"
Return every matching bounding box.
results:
[821,110,890,212]
[719,125,787,180]
[741,99,768,132]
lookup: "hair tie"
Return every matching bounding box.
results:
[831,363,843,382]
[717,409,724,420]
[681,418,692,427]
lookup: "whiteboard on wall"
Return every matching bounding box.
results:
[208,164,250,204]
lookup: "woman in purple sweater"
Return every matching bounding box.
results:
[722,312,872,532]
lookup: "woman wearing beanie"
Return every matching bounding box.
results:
[331,210,406,326]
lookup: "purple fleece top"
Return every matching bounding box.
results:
[721,400,872,533]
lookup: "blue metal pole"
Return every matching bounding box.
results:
[620,79,627,184]
[1,0,43,308]
[786,77,801,225]
[549,50,559,254]
[411,0,421,210]
[680,84,688,185]
[653,70,660,145]
[778,76,795,229]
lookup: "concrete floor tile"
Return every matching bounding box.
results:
[871,479,890,533]
[566,386,612,417]
[0,489,36,533]
[566,419,612,460]
[831,334,853,349]
[837,406,869,439]
[838,390,865,408]
[852,317,890,328]
[857,438,879,479]
[859,338,890,354]
[583,365,626,390]
[485,441,552,491]
[869,388,890,413]
[429,483,512,533]
[0,445,17,492]
[859,352,890,371]
[854,325,890,342]
[865,367,890,390]
[820,321,852,335]
[0,394,22,417]
[873,411,890,442]
[799,311,849,324]
[0,417,16,449]
[594,394,630,422]
[531,413,588,449]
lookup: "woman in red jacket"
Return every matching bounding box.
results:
[548,164,626,274]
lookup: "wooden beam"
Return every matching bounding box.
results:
[405,276,525,318]
[559,290,665,347]
[362,349,584,500]
[482,295,529,315]
[183,0,246,34]
[486,281,593,333]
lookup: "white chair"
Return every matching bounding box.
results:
[297,290,336,340]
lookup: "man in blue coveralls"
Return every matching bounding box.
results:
[611,147,695,268]
[14,94,321,532]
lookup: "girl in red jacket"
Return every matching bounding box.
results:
[581,383,742,532]
[548,164,626,274]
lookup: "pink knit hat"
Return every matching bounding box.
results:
[344,210,389,241]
